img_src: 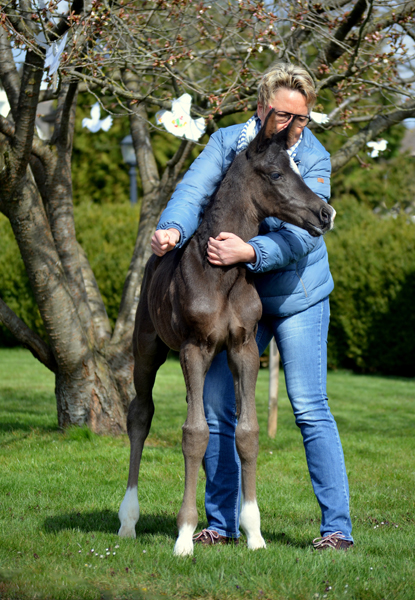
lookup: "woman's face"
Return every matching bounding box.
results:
[257,88,310,147]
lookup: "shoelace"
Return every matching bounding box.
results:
[312,531,345,549]
[192,529,220,543]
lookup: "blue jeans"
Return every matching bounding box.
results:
[202,297,353,541]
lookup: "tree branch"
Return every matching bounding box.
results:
[320,0,369,66]
[127,96,161,198]
[13,50,45,178]
[331,101,415,173]
[45,81,95,345]
[50,0,84,39]
[77,242,112,348]
[0,297,57,373]
[51,79,79,147]
[0,27,21,118]
[0,115,55,167]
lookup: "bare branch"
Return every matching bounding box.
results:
[13,50,45,175]
[77,242,112,348]
[0,115,54,166]
[331,101,415,172]
[0,296,57,373]
[0,27,21,118]
[51,79,79,147]
[45,81,95,345]
[320,0,370,66]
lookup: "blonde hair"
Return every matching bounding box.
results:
[257,62,317,109]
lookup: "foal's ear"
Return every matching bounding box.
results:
[253,109,278,153]
[274,119,297,150]
[251,110,296,154]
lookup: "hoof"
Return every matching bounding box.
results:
[247,535,267,550]
[118,524,137,538]
[173,538,194,557]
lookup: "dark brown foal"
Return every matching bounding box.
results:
[118,111,335,555]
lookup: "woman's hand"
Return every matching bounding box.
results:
[151,228,181,256]
[207,232,256,266]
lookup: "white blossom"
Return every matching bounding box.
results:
[44,31,68,76]
[310,111,329,124]
[82,102,113,133]
[367,139,388,157]
[156,93,205,142]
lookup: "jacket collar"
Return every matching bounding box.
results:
[292,127,314,164]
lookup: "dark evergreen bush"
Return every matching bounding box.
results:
[0,215,46,345]
[326,197,415,376]
[0,203,140,345]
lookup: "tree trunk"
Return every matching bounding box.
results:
[55,350,128,434]
[0,38,133,434]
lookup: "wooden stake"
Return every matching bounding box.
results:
[267,338,279,438]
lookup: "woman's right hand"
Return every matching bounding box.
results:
[151,228,181,257]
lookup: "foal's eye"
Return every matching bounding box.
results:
[270,172,281,180]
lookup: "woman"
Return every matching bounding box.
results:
[151,63,353,551]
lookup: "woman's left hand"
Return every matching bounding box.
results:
[207,232,256,266]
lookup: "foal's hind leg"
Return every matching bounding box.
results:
[118,324,169,538]
[228,337,266,550]
[174,342,211,556]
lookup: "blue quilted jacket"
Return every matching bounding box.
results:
[157,122,334,317]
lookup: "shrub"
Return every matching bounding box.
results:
[326,197,415,376]
[73,202,140,328]
[0,203,140,345]
[0,215,46,345]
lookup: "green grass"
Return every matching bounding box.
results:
[0,348,414,600]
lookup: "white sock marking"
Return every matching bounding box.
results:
[174,523,195,556]
[240,500,266,550]
[118,486,140,538]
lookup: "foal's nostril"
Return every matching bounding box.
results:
[320,207,331,224]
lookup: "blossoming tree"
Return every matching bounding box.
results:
[0,0,414,432]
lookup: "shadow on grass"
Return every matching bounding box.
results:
[262,529,310,549]
[43,511,311,552]
[0,421,58,434]
[43,510,177,539]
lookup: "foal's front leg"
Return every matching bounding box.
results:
[228,338,266,550]
[119,280,169,539]
[174,342,211,556]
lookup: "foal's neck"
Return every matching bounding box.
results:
[197,178,261,245]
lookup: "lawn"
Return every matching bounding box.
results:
[0,348,414,600]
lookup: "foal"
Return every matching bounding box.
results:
[118,111,335,556]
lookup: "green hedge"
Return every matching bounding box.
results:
[326,197,415,376]
[0,216,46,345]
[0,203,140,345]
[1,199,414,376]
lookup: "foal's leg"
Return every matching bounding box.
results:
[228,337,266,550]
[174,342,211,556]
[118,316,169,538]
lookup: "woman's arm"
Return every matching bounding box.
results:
[156,129,230,248]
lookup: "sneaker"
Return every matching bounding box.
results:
[193,529,239,546]
[313,531,354,551]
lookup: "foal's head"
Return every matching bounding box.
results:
[244,110,335,236]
